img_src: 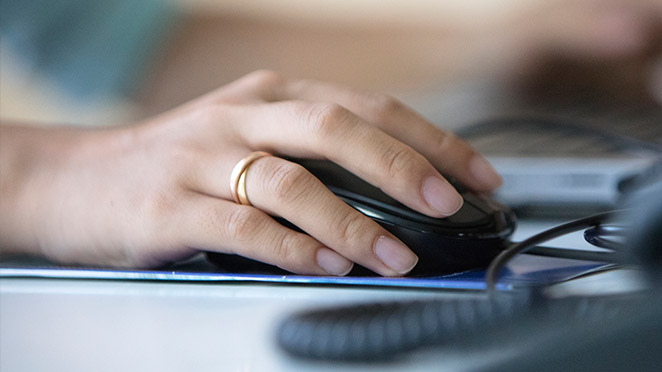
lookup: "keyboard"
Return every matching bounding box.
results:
[456,102,662,216]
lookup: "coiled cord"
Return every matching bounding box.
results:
[277,295,530,361]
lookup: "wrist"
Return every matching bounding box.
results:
[0,124,46,254]
[0,124,126,257]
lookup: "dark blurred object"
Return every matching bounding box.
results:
[506,0,662,106]
[625,175,662,283]
[514,46,662,106]
[471,294,662,372]
[472,179,662,372]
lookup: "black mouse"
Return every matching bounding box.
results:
[207,158,516,276]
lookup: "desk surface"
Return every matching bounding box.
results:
[0,220,637,372]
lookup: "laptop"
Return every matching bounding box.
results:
[457,102,662,217]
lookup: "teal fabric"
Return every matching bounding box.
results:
[0,0,178,99]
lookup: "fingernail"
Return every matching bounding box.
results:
[469,155,502,190]
[422,176,463,216]
[375,236,418,274]
[317,248,353,276]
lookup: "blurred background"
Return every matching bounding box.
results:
[2,0,660,130]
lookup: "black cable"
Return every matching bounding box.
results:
[485,210,622,297]
[526,246,618,262]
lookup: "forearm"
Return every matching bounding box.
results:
[1,124,41,253]
[0,124,94,255]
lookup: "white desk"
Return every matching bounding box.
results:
[0,220,637,372]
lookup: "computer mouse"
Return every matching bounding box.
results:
[207,158,516,276]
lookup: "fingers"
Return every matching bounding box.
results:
[207,71,500,193]
[234,102,463,218]
[179,193,354,276]
[186,153,419,276]
[276,78,502,192]
[243,156,419,276]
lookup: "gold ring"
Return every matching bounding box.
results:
[230,151,272,206]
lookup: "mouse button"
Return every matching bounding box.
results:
[337,196,398,223]
[461,192,507,216]
[299,160,386,199]
[443,200,492,226]
[459,191,487,208]
[300,163,348,188]
[330,187,412,218]
[337,187,491,229]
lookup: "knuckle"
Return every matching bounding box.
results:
[432,130,459,155]
[245,69,283,89]
[138,191,186,244]
[300,102,353,139]
[380,144,419,179]
[267,162,315,204]
[224,207,262,242]
[335,211,366,246]
[168,139,207,169]
[142,190,181,221]
[370,94,403,122]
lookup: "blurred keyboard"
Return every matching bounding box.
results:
[457,102,662,216]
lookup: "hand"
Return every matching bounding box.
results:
[0,71,501,276]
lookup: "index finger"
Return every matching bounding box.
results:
[235,101,463,218]
[277,79,502,192]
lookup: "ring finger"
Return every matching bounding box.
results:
[233,155,419,276]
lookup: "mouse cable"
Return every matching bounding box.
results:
[485,210,625,297]
[525,224,626,261]
[525,245,618,262]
